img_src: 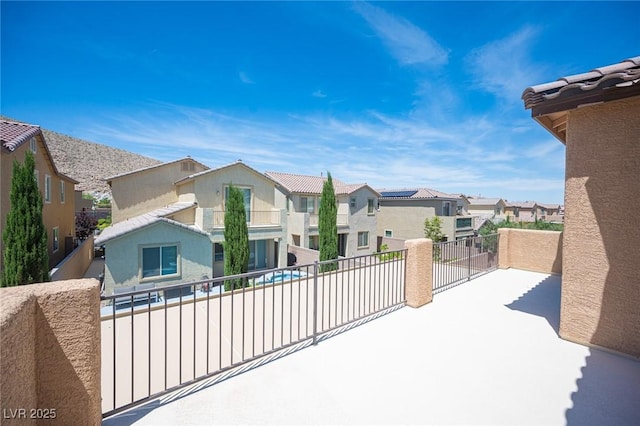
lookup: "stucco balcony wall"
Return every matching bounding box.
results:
[0,279,102,425]
[498,228,562,274]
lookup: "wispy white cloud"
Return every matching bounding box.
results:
[239,71,255,84]
[80,101,565,203]
[466,26,546,103]
[312,90,327,98]
[352,1,448,67]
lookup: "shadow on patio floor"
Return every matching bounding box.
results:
[505,274,561,333]
[565,348,640,425]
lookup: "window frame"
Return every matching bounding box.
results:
[44,174,52,203]
[367,198,375,215]
[29,137,37,153]
[214,242,224,262]
[357,231,369,248]
[384,229,393,238]
[60,180,65,203]
[140,244,180,281]
[442,201,451,216]
[300,196,315,213]
[52,227,59,252]
[350,197,357,208]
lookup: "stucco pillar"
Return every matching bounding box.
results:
[0,279,102,425]
[498,228,511,269]
[404,238,432,308]
[32,279,102,425]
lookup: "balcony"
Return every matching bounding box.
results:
[2,230,639,425]
[308,213,349,227]
[200,209,284,230]
[102,268,640,425]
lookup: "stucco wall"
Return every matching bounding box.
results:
[377,202,436,240]
[344,187,378,257]
[110,159,207,223]
[103,221,213,294]
[561,96,640,357]
[50,235,95,281]
[0,279,101,425]
[498,228,562,274]
[1,135,76,272]
[189,163,280,211]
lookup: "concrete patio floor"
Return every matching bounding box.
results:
[104,268,640,425]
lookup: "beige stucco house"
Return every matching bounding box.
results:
[523,55,640,357]
[376,188,474,242]
[265,172,379,258]
[466,197,507,221]
[1,120,78,275]
[97,159,289,294]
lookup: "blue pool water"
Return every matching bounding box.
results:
[255,271,307,284]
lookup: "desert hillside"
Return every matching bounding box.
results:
[41,128,162,196]
[2,116,162,196]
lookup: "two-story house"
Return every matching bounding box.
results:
[504,200,539,223]
[1,120,78,275]
[96,159,289,295]
[376,188,473,242]
[467,197,507,222]
[265,172,380,258]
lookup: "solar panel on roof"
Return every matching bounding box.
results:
[380,190,418,198]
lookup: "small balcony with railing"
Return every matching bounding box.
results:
[197,208,285,232]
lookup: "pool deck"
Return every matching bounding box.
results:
[103,269,640,425]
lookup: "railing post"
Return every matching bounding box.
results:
[312,261,319,345]
[467,237,472,281]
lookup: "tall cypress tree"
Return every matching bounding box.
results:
[2,150,49,286]
[319,172,338,271]
[223,184,249,291]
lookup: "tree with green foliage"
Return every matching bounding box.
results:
[223,184,249,291]
[424,216,445,261]
[2,151,49,286]
[319,172,338,272]
[424,216,444,242]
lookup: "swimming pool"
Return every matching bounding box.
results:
[254,271,308,285]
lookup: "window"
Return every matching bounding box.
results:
[34,170,39,189]
[514,207,519,217]
[224,186,252,220]
[142,245,178,279]
[357,231,369,248]
[442,202,451,216]
[29,137,37,153]
[60,181,65,203]
[350,197,357,208]
[214,242,224,262]
[300,196,315,213]
[308,235,319,250]
[44,175,51,203]
[495,206,502,215]
[384,229,393,238]
[52,227,59,252]
[181,161,195,172]
[456,217,472,228]
[367,198,375,215]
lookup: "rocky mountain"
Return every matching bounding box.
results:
[41,128,162,197]
[2,116,162,196]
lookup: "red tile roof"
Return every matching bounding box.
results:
[522,56,640,111]
[1,120,41,152]
[265,171,373,196]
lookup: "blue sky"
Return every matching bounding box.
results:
[2,1,638,204]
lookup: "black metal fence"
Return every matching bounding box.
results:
[432,234,499,293]
[100,250,406,417]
